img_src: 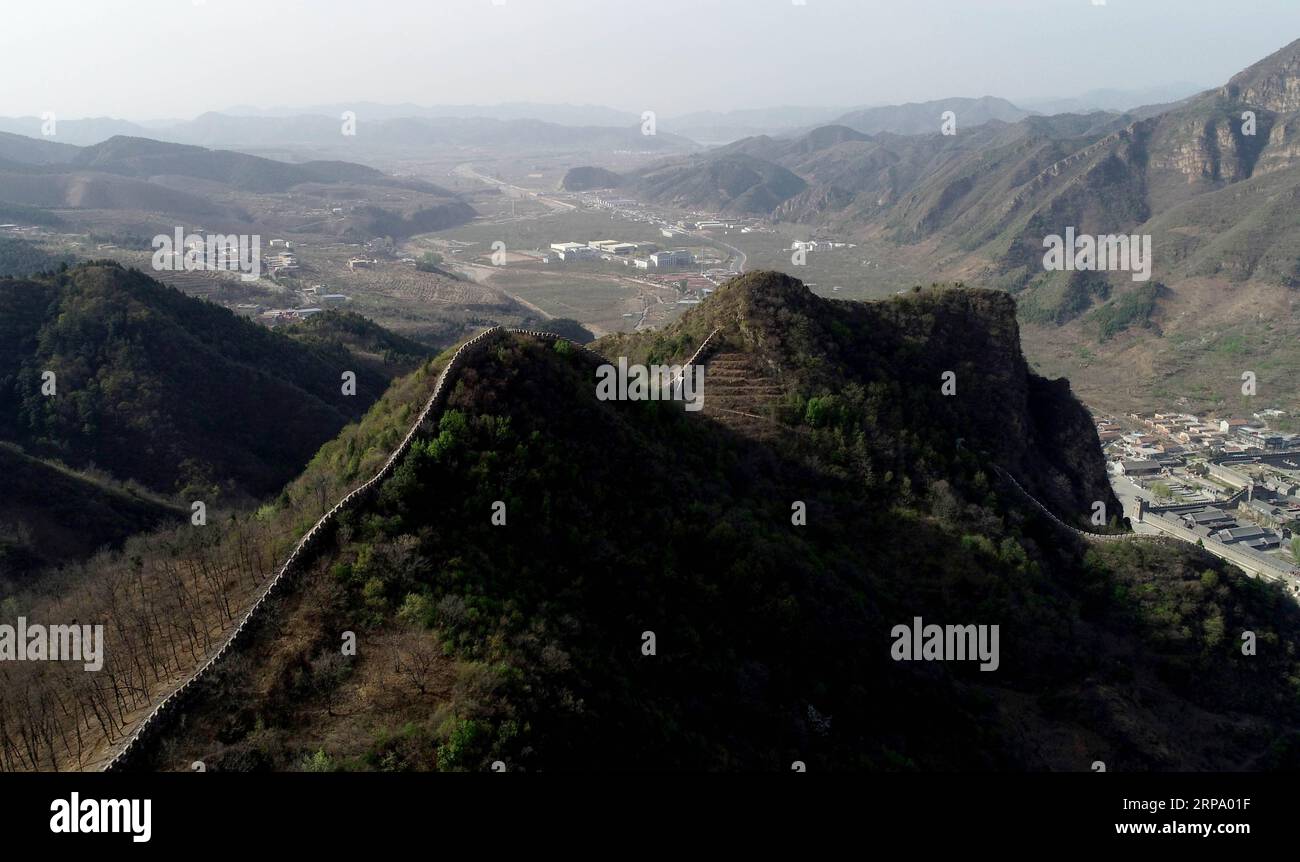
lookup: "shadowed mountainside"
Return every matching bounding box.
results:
[0,443,183,581]
[108,272,1300,773]
[0,262,428,501]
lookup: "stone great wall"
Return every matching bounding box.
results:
[102,326,720,771]
[102,323,1180,769]
[989,465,1176,547]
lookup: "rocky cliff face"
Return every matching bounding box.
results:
[1257,114,1300,174]
[858,286,1120,523]
[1223,37,1300,114]
[771,184,856,224]
[680,272,1119,526]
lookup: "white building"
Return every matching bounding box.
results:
[649,249,694,270]
[558,246,599,261]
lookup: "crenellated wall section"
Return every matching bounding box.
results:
[102,326,709,771]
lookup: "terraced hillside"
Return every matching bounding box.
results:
[696,351,786,441]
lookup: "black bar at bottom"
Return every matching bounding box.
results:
[0,772,1279,850]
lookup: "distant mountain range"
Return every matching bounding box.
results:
[1017,82,1207,116]
[558,38,1300,411]
[219,102,866,144]
[0,131,474,237]
[641,38,1300,289]
[657,105,871,144]
[828,96,1032,136]
[221,101,645,126]
[0,117,150,148]
[0,112,699,154]
[0,85,1209,151]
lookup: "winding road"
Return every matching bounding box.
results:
[452,163,577,212]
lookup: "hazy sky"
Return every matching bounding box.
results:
[2,0,1298,119]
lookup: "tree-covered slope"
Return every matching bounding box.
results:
[0,262,422,500]
[133,273,1300,773]
[0,443,182,582]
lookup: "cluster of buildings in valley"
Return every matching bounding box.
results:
[543,236,739,313]
[1101,409,1298,465]
[238,285,350,327]
[790,238,857,253]
[575,190,772,235]
[517,189,800,295]
[0,223,43,236]
[675,217,766,234]
[544,239,685,268]
[1130,462,1300,579]
[1099,408,1300,578]
[266,239,299,277]
[253,307,325,325]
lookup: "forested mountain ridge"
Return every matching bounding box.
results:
[102,272,1300,773]
[0,262,427,501]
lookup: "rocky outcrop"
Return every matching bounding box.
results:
[1223,37,1300,114]
[686,272,1120,525]
[772,183,856,224]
